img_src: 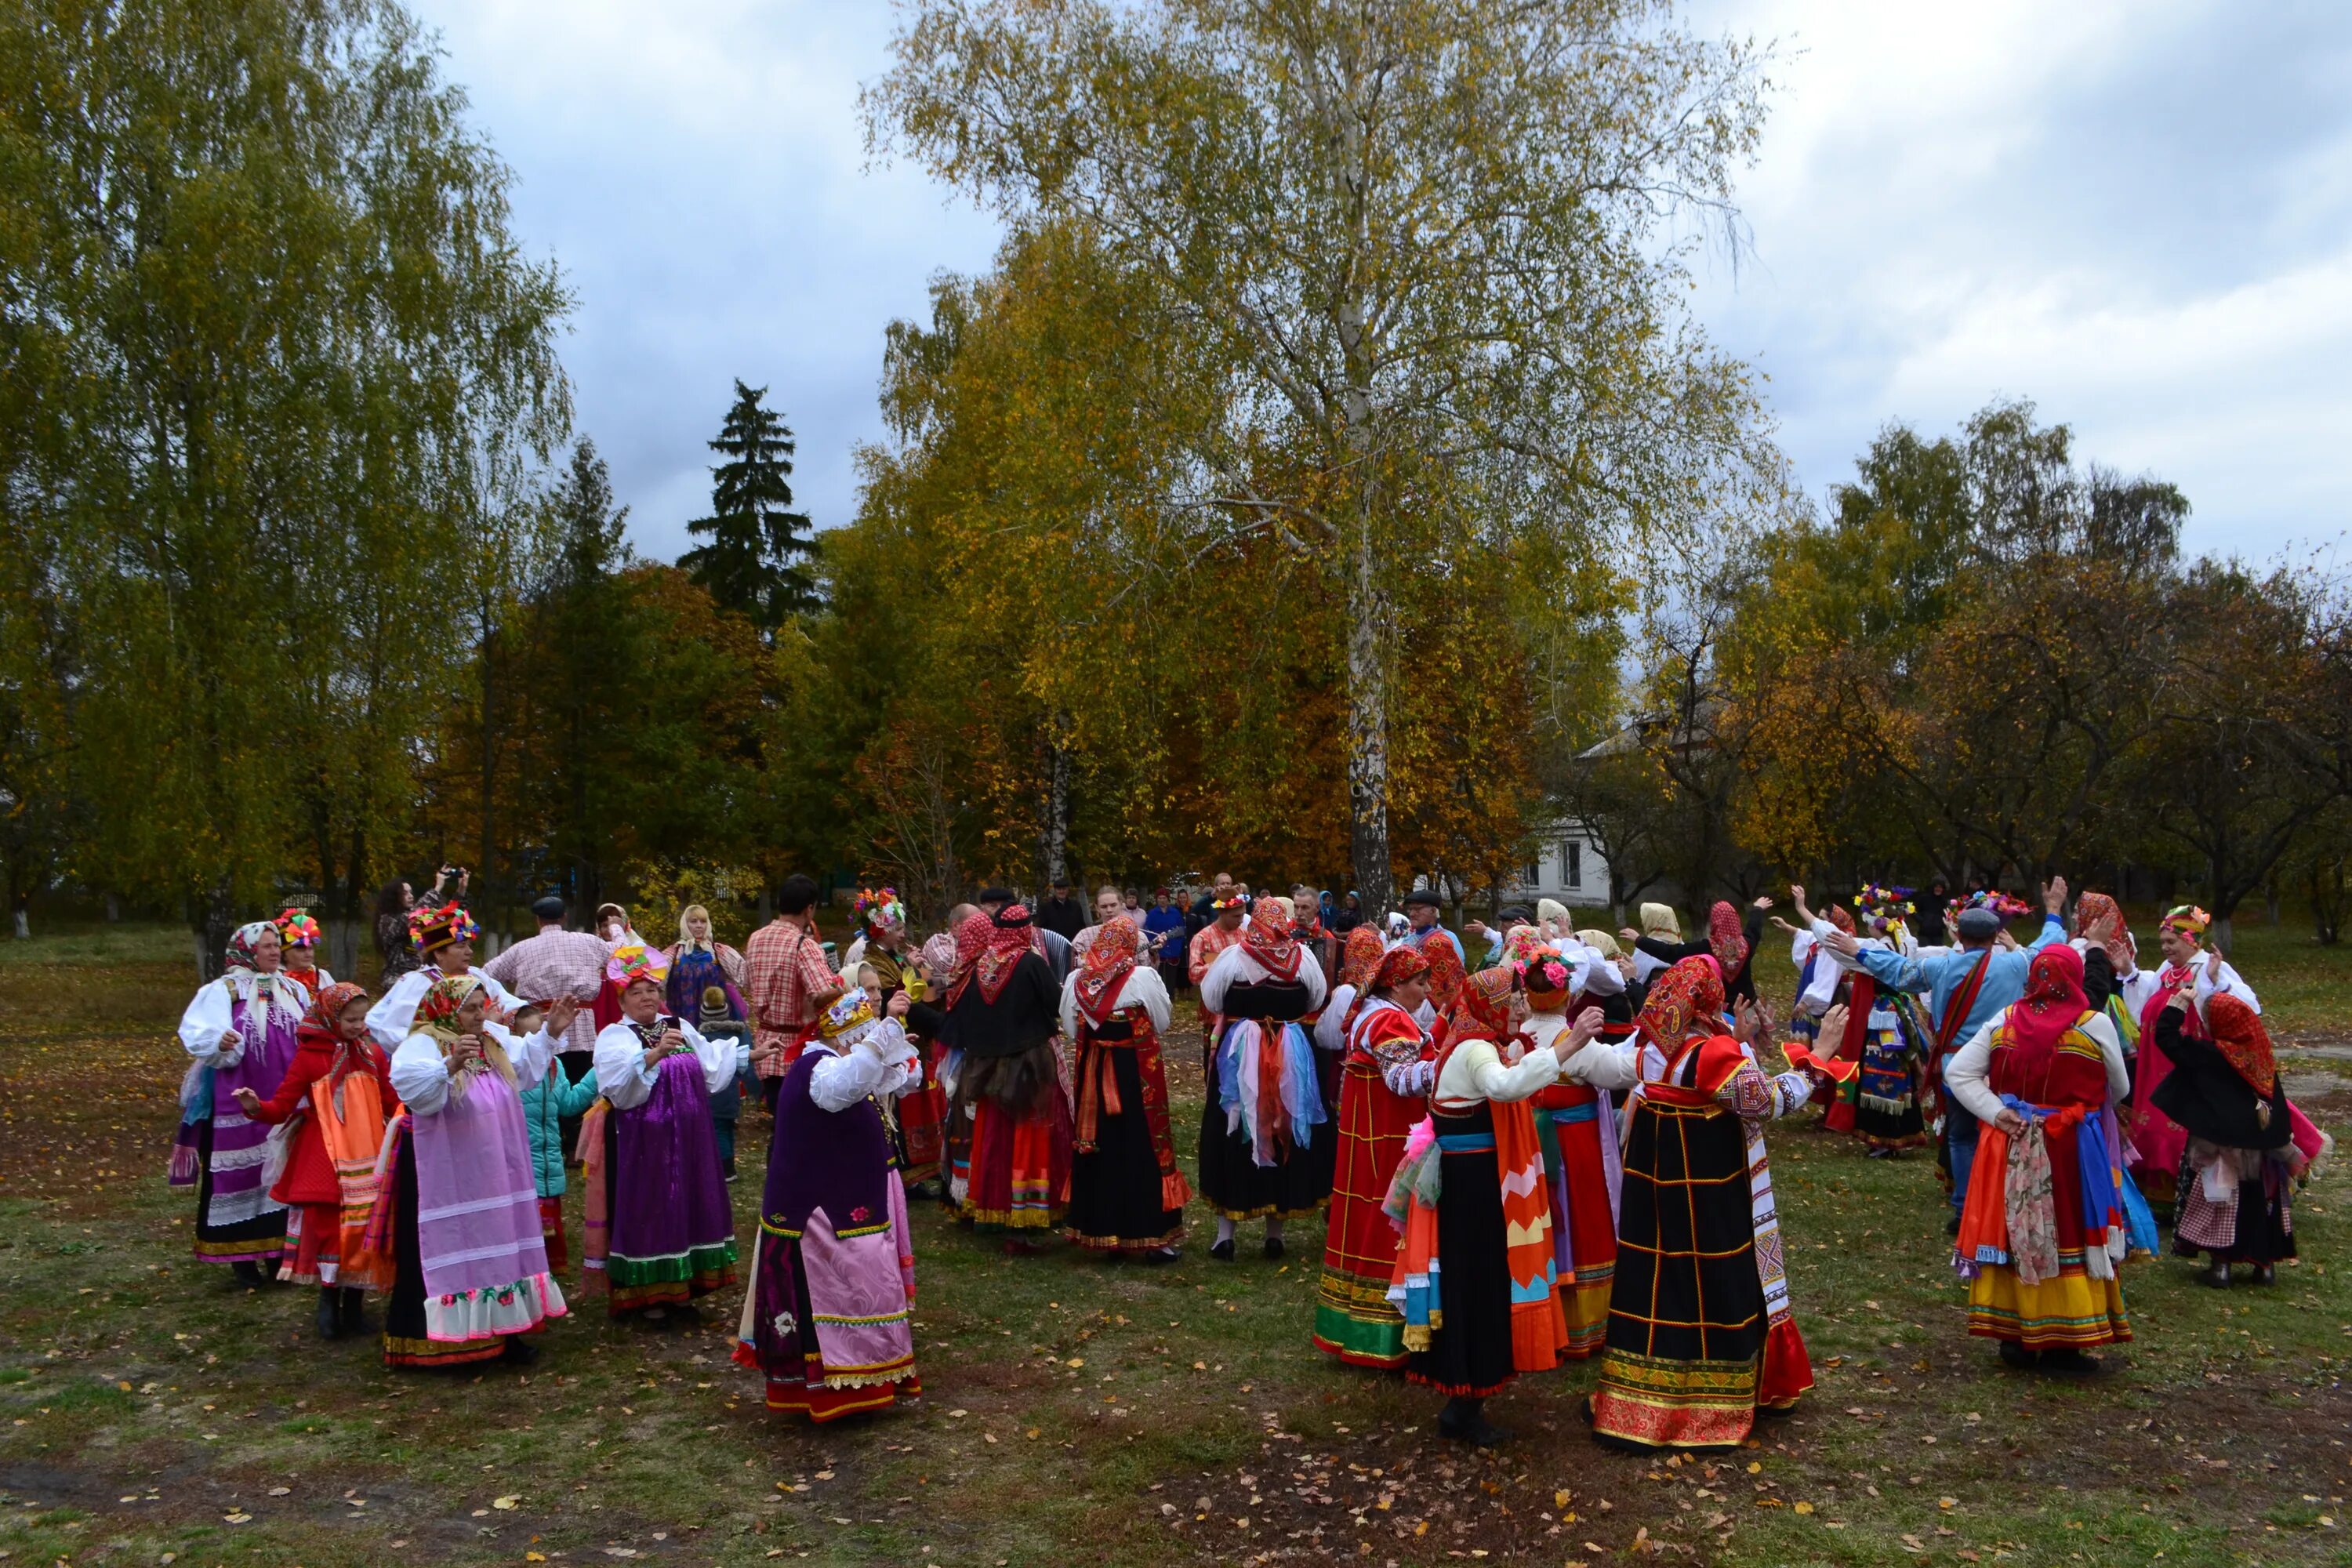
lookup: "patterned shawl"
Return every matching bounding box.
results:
[2207,994,2278,1098]
[1708,900,1749,977]
[1420,930,1468,1014]
[1445,966,1519,1046]
[957,906,1037,1006]
[299,981,373,1094]
[1369,946,1428,993]
[1338,925,1386,993]
[1073,915,1142,1026]
[2074,891,2132,972]
[1243,895,1303,982]
[1635,956,1725,1056]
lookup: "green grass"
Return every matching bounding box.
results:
[3,923,2352,1566]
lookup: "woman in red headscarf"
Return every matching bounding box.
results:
[1387,967,1604,1445]
[1058,916,1188,1259]
[1588,957,1817,1450]
[1626,898,1771,1009]
[234,981,400,1341]
[1196,897,1330,1261]
[2153,991,2296,1287]
[940,906,1071,1247]
[1314,939,1434,1368]
[1944,945,2132,1371]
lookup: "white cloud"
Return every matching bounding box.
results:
[412,1,2352,565]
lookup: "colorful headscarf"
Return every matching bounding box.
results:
[1428,930,1471,1007]
[225,920,279,971]
[1998,943,2089,1073]
[1445,966,1519,1045]
[1635,956,1725,1054]
[2161,905,2210,942]
[1073,916,1142,1026]
[2206,994,2278,1099]
[407,901,478,955]
[1638,902,1681,942]
[1243,895,1303,982]
[1338,925,1386,993]
[1708,901,1748,977]
[1953,890,2033,921]
[1501,924,1552,967]
[953,906,1036,1007]
[606,942,668,988]
[416,972,486,1030]
[1370,945,1429,993]
[299,981,373,1092]
[275,908,322,948]
[2073,891,2132,971]
[1825,902,1857,936]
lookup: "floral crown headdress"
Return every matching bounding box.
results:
[275,908,322,947]
[853,887,905,929]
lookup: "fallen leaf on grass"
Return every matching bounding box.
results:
[495,1495,521,1510]
[1794,1501,1814,1515]
[1939,1496,1956,1509]
[267,1487,290,1497]
[223,1512,252,1524]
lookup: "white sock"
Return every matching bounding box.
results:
[1216,1218,1237,1246]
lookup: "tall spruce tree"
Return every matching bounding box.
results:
[681,381,818,630]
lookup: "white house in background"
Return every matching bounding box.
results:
[1502,821,1613,909]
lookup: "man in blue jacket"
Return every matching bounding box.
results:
[1818,876,2070,1232]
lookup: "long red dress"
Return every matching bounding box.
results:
[1313,1000,1428,1367]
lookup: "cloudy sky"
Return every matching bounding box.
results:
[409,0,2352,566]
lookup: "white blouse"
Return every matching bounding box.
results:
[808,1020,919,1113]
[592,1018,741,1110]
[390,1019,557,1116]
[1058,965,1174,1042]
[366,964,523,1051]
[176,971,311,1066]
[1432,1037,1559,1111]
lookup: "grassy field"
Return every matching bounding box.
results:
[4,916,2351,1567]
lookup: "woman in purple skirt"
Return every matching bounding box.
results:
[172,922,311,1283]
[735,991,924,1422]
[586,944,742,1318]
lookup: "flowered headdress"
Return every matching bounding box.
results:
[1949,890,2032,921]
[1519,952,1575,1010]
[225,920,280,971]
[1369,946,1428,993]
[407,901,478,956]
[1853,884,1915,927]
[606,942,668,988]
[275,908,322,948]
[818,991,879,1048]
[854,887,906,933]
[1502,924,1552,967]
[1073,916,1142,1026]
[1338,925,1386,993]
[1243,895,1303,982]
[1208,888,1250,913]
[2161,905,2211,942]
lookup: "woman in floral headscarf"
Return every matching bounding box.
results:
[236,982,397,1339]
[1058,916,1187,1259]
[379,974,570,1368]
[1197,896,1332,1261]
[1578,958,1817,1449]
[2120,905,2265,1218]
[172,922,313,1282]
[1945,945,2132,1373]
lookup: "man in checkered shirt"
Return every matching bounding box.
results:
[744,873,845,1112]
[482,895,611,1075]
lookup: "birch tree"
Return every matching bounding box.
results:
[868,0,1780,910]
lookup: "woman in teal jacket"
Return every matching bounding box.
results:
[514,1003,601,1273]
